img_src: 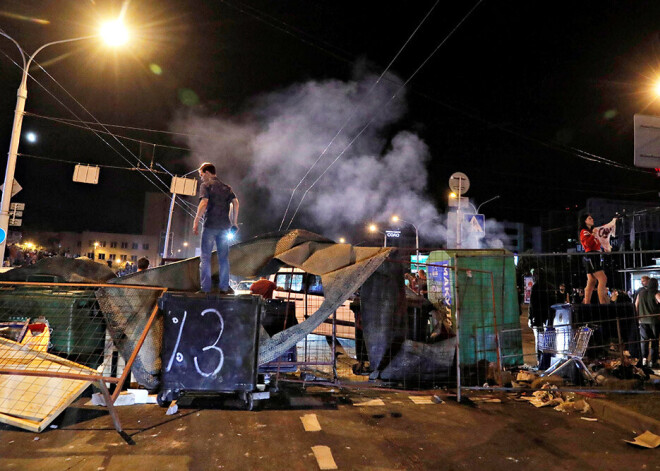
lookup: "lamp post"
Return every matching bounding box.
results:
[0,22,129,266]
[391,215,419,267]
[391,216,440,271]
[368,224,387,247]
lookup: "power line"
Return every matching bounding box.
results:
[24,112,193,152]
[285,0,485,229]
[279,0,443,230]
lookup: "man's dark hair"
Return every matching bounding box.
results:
[137,257,150,271]
[199,162,216,175]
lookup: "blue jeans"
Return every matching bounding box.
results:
[200,226,230,292]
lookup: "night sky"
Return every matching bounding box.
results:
[0,1,658,242]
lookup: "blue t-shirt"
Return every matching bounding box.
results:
[199,176,236,229]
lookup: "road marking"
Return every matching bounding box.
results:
[409,396,434,404]
[353,398,385,407]
[301,414,322,432]
[311,445,338,470]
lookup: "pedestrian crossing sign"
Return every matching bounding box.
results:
[464,213,485,233]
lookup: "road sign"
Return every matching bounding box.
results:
[0,179,22,197]
[464,213,485,233]
[449,172,470,195]
[8,218,21,227]
[9,202,24,211]
[10,211,22,218]
[634,114,660,168]
[0,228,5,245]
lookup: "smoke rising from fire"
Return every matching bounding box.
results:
[172,71,508,247]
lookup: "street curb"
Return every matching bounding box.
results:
[586,398,660,435]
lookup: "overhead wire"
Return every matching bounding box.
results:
[0,34,196,219]
[23,112,193,152]
[278,0,442,230]
[224,0,652,209]
[284,0,485,229]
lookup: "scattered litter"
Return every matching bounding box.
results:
[301,414,322,432]
[409,396,434,405]
[33,437,39,441]
[516,370,537,382]
[49,424,58,429]
[432,395,444,404]
[506,457,519,463]
[521,384,563,408]
[311,446,338,470]
[471,396,502,403]
[580,417,598,422]
[166,401,178,416]
[353,399,385,407]
[89,392,135,407]
[127,389,150,404]
[554,399,590,414]
[624,431,660,449]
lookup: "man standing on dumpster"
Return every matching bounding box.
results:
[193,162,239,294]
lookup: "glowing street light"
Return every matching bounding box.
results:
[368,224,386,247]
[100,20,129,46]
[0,21,130,266]
[25,132,37,143]
[338,237,346,244]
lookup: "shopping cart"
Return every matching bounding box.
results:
[538,325,595,383]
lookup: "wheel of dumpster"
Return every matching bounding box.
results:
[157,389,180,408]
[244,392,254,411]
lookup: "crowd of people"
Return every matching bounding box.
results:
[404,269,428,297]
[3,243,58,267]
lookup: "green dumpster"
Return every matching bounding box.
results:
[0,286,105,368]
[426,249,523,369]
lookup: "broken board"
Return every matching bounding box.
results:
[0,337,97,432]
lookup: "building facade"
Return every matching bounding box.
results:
[57,231,159,268]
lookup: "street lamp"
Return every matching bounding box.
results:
[391,215,419,267]
[93,241,99,261]
[0,22,129,266]
[368,224,387,247]
[391,215,440,271]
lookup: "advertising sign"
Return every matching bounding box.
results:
[428,260,452,306]
[523,276,534,304]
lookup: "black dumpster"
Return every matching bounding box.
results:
[159,293,267,409]
[550,302,640,358]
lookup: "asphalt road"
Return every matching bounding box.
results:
[0,386,656,471]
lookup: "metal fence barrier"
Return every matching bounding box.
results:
[0,282,166,441]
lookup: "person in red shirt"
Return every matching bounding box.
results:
[250,276,277,299]
[579,214,609,304]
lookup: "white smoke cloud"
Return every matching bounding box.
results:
[171,70,509,248]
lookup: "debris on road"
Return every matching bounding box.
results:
[353,398,385,407]
[624,430,660,448]
[301,414,322,432]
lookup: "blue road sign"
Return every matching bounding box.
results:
[464,213,485,233]
[0,228,6,245]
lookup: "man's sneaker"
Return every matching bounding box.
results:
[219,287,235,295]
